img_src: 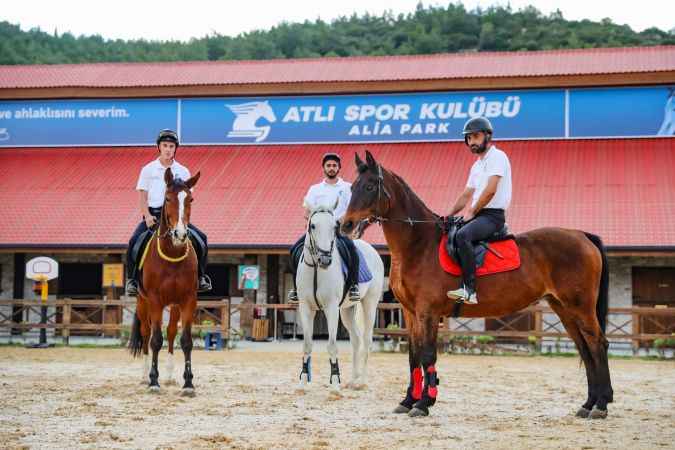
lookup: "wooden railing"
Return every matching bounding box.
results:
[0,299,230,344]
[374,302,675,349]
[2,299,673,349]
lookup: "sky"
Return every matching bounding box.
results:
[3,0,674,42]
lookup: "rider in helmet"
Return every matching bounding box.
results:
[287,152,361,303]
[125,129,212,295]
[446,117,512,304]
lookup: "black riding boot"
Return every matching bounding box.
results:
[447,239,477,303]
[287,236,305,303]
[125,261,139,296]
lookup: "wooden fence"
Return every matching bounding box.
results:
[0,299,230,345]
[375,303,675,350]
[1,299,673,349]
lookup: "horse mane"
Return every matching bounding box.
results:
[388,168,441,221]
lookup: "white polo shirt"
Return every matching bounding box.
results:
[466,145,512,210]
[303,178,352,220]
[136,159,191,208]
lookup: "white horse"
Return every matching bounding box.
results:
[296,201,384,392]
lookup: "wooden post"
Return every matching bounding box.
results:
[62,302,71,346]
[632,311,641,354]
[221,299,230,336]
[534,307,543,351]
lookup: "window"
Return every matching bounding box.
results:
[58,263,102,298]
[199,264,230,299]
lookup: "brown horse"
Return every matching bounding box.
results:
[129,168,201,396]
[341,151,613,419]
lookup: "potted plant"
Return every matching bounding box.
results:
[476,335,496,354]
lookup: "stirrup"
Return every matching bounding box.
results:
[126,279,139,296]
[197,275,212,292]
[348,285,361,302]
[287,289,299,304]
[447,286,477,304]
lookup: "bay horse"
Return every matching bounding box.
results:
[128,168,201,396]
[297,201,384,392]
[341,151,613,419]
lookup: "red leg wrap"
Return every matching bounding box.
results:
[412,367,423,400]
[427,365,438,398]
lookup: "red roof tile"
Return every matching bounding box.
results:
[1,46,674,89]
[0,138,674,249]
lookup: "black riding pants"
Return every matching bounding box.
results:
[455,208,505,292]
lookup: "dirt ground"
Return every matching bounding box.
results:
[0,344,673,450]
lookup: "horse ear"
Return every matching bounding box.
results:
[365,150,377,168]
[355,152,365,168]
[164,168,173,185]
[186,171,201,189]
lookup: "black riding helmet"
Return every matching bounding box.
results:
[462,117,493,144]
[156,129,180,148]
[322,152,341,167]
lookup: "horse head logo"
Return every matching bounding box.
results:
[226,101,277,142]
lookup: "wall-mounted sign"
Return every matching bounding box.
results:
[238,265,260,290]
[0,99,177,147]
[1,86,672,147]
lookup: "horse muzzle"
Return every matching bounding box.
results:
[171,229,188,244]
[318,254,332,268]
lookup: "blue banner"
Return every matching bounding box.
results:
[0,99,177,147]
[570,86,674,137]
[0,86,672,147]
[181,90,565,144]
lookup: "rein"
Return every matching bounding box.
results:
[155,194,192,264]
[156,230,191,263]
[302,209,343,311]
[370,164,444,230]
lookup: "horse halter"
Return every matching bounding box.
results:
[156,188,192,263]
[304,210,337,269]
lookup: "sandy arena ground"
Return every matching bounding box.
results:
[0,343,673,450]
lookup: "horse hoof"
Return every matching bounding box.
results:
[575,407,591,418]
[148,385,160,393]
[588,407,607,419]
[393,405,410,414]
[330,383,341,394]
[408,407,429,418]
[180,388,196,397]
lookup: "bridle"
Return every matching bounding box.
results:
[302,208,343,311]
[303,209,337,269]
[155,188,192,263]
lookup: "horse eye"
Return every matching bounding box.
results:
[366,184,374,192]
[188,198,194,203]
[165,198,171,202]
[310,224,316,229]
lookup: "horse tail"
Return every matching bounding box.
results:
[128,310,143,358]
[584,232,609,334]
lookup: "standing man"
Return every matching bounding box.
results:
[446,117,512,304]
[287,153,361,303]
[125,129,212,295]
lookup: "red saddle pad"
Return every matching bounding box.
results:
[438,234,521,276]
